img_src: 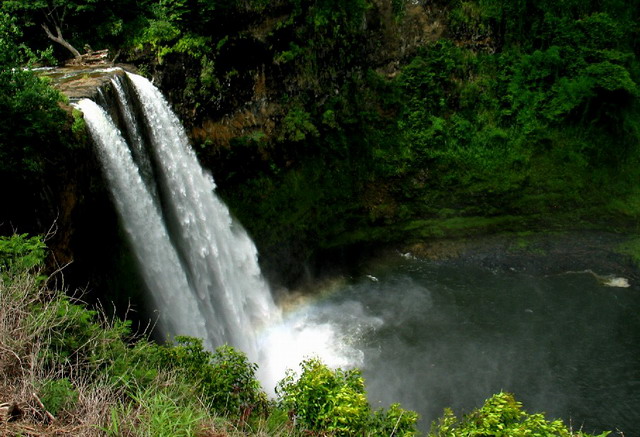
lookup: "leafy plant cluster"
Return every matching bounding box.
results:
[277,358,419,436]
[381,0,640,225]
[0,11,93,235]
[0,13,73,175]
[0,233,47,277]
[429,392,609,437]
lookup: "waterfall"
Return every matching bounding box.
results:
[73,98,208,342]
[74,71,361,393]
[75,72,278,362]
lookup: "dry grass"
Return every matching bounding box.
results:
[0,269,302,437]
[0,270,121,436]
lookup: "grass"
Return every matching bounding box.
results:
[0,269,116,435]
[0,262,305,437]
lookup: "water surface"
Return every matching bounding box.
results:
[297,254,639,434]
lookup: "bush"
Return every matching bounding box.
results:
[277,358,418,436]
[37,378,78,417]
[153,336,267,418]
[429,392,609,437]
[0,233,46,278]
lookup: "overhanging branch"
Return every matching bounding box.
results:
[41,23,81,59]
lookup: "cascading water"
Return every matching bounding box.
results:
[74,71,362,392]
[73,98,208,343]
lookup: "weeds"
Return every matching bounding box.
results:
[0,234,306,436]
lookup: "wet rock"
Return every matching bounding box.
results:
[40,65,136,101]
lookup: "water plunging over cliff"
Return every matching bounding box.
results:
[75,72,278,362]
[74,72,361,392]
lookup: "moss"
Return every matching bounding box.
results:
[616,237,640,267]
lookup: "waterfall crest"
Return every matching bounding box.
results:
[75,72,279,361]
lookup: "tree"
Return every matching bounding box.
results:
[1,0,152,61]
[2,0,85,58]
[0,12,78,234]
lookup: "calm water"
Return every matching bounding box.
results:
[298,255,640,434]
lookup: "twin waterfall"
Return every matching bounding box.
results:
[76,71,361,392]
[75,72,280,371]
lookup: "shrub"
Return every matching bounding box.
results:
[0,234,46,278]
[37,377,78,417]
[154,336,267,418]
[429,392,610,437]
[277,358,418,436]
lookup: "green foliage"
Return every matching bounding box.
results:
[71,108,87,140]
[1,0,151,57]
[153,337,266,418]
[277,358,371,435]
[0,234,46,275]
[138,0,217,63]
[429,392,609,437]
[279,105,319,142]
[38,378,78,416]
[0,12,74,180]
[33,293,133,375]
[615,235,640,267]
[277,358,418,436]
[0,236,134,378]
[103,379,210,437]
[448,1,494,43]
[371,1,640,227]
[371,403,420,436]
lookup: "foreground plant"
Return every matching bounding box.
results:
[429,392,610,437]
[276,357,419,436]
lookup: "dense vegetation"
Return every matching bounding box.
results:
[2,0,639,266]
[244,0,640,255]
[0,0,638,434]
[0,11,89,236]
[0,235,609,435]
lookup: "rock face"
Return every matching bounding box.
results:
[150,1,446,150]
[41,65,135,101]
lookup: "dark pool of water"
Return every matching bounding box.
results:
[309,255,640,435]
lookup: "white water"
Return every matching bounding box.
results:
[74,99,207,342]
[75,73,362,393]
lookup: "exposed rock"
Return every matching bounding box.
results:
[160,1,448,150]
[65,49,111,67]
[40,65,135,101]
[192,104,280,149]
[368,0,446,77]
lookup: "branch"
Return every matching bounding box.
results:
[32,392,56,423]
[41,23,82,59]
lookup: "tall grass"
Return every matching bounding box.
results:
[0,236,301,436]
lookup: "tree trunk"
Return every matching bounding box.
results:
[41,23,82,59]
